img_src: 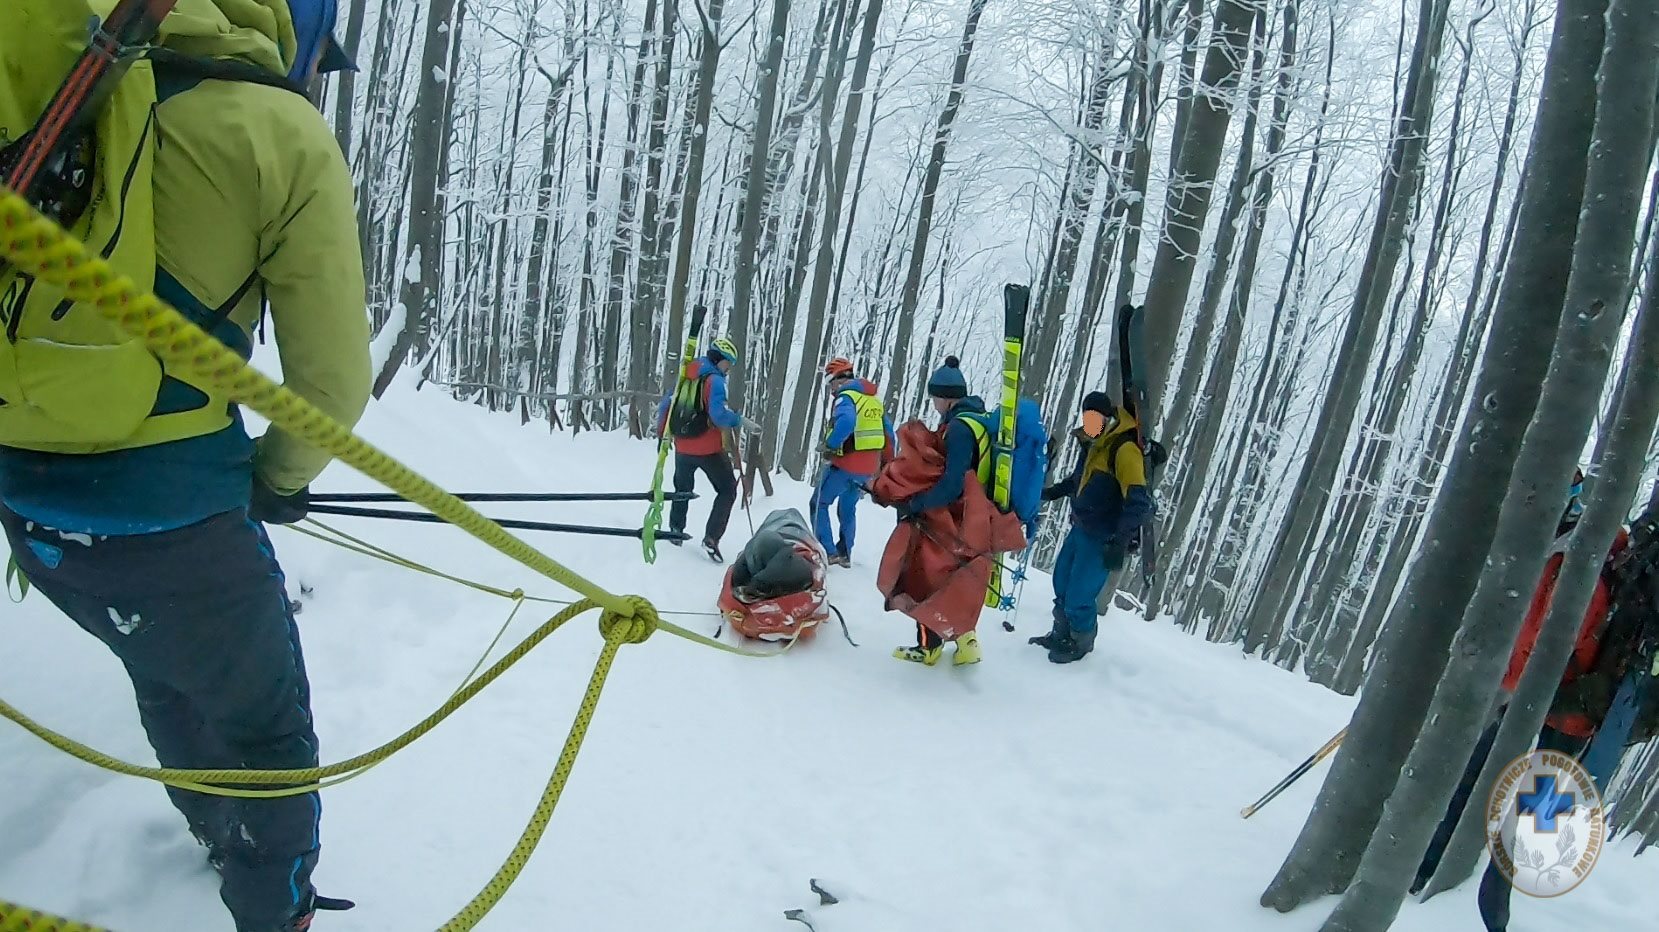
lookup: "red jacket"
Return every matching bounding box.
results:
[656,359,740,457]
[1502,529,1630,737]
[870,420,1025,640]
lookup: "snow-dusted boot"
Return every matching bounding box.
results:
[1028,609,1071,651]
[1048,627,1096,664]
[953,631,982,665]
[892,644,943,665]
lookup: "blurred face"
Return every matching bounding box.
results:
[829,375,852,392]
[1081,410,1108,438]
[717,357,734,374]
[932,397,955,416]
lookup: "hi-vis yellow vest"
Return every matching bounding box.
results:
[955,412,994,486]
[828,389,887,452]
[0,0,297,454]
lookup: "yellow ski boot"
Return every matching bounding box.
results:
[893,644,944,665]
[953,630,982,666]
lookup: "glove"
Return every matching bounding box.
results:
[739,415,764,436]
[1041,483,1066,502]
[820,444,840,460]
[250,478,310,525]
[1102,534,1129,570]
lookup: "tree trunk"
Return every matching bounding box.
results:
[729,0,794,412]
[1421,156,1659,900]
[1260,0,1609,909]
[331,0,370,157]
[780,0,885,476]
[1137,0,1257,414]
[1319,7,1657,925]
[885,0,989,412]
[1236,0,1452,650]
[628,0,680,427]
[374,0,460,397]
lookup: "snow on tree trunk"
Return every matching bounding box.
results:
[1318,7,1657,926]
[1259,0,1608,910]
[1421,163,1659,900]
[374,0,459,398]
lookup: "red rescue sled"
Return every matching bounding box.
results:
[718,509,831,642]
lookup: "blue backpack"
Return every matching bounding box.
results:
[964,397,1049,532]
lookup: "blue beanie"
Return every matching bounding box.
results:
[287,0,357,83]
[927,356,968,400]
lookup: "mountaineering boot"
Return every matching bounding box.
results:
[669,526,685,547]
[703,538,725,563]
[893,644,944,665]
[1048,627,1097,664]
[953,630,982,665]
[1028,609,1071,651]
[828,554,851,568]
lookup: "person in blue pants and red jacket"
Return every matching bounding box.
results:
[1031,391,1153,664]
[812,357,896,567]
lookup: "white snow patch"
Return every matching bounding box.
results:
[368,302,409,380]
[1,387,1654,931]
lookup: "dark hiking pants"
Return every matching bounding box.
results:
[1413,710,1587,931]
[3,506,320,931]
[670,451,737,544]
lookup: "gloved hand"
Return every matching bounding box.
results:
[1041,483,1067,502]
[250,478,310,525]
[1102,534,1129,570]
[819,444,840,460]
[739,415,764,436]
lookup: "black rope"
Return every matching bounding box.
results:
[304,503,690,541]
[309,490,697,504]
[831,605,859,647]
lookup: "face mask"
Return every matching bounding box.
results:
[1081,410,1107,438]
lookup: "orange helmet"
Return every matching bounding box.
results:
[824,357,854,379]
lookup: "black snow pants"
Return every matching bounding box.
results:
[2,506,321,932]
[670,451,738,544]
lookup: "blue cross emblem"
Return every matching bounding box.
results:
[1517,775,1576,832]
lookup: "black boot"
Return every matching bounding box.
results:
[1029,609,1071,651]
[1048,627,1096,664]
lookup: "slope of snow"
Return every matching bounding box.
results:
[1,385,1652,931]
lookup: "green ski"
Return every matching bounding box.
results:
[643,304,708,562]
[986,284,1029,608]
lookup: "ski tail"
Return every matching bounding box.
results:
[643,304,708,562]
[986,284,1029,609]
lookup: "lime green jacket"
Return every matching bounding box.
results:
[0,1,369,530]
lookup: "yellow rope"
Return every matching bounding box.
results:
[0,902,108,932]
[0,187,773,929]
[0,190,629,616]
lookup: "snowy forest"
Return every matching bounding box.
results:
[305,0,1659,926]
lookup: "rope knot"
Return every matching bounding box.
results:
[599,595,658,645]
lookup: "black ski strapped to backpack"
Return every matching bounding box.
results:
[1597,506,1659,744]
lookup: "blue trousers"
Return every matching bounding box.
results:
[1053,526,1113,636]
[3,506,321,931]
[812,466,868,557]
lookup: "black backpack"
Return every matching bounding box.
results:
[1594,507,1659,744]
[667,374,711,439]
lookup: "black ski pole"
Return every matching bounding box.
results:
[1241,727,1347,819]
[304,503,690,541]
[309,491,696,504]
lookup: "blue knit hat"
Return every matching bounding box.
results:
[926,356,968,400]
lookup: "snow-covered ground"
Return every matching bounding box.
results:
[1,386,1652,931]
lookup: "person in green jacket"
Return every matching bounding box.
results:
[0,3,369,929]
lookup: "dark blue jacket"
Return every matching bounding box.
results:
[905,396,988,515]
[1043,420,1153,543]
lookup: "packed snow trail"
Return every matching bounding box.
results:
[1,387,1653,931]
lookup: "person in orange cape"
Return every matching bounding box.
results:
[869,356,1025,666]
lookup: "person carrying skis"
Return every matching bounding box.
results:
[1029,391,1153,664]
[1411,473,1654,931]
[870,356,1023,666]
[812,357,895,567]
[0,3,367,930]
[656,336,760,562]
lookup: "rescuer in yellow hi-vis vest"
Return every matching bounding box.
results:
[812,357,896,567]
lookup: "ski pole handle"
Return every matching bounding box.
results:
[1240,726,1348,819]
